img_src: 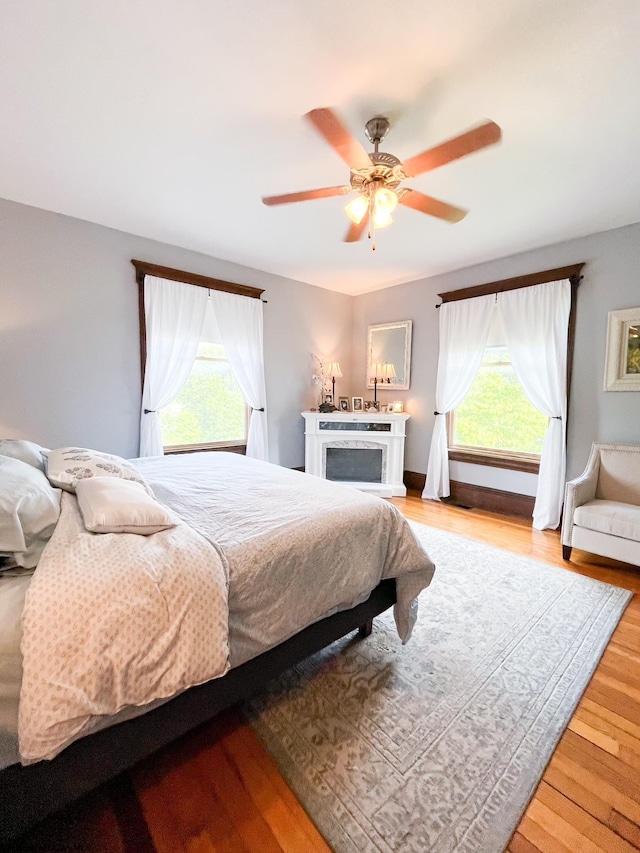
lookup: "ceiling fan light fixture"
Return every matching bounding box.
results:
[372,209,393,229]
[374,186,398,214]
[345,194,368,224]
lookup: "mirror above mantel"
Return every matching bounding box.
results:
[366,320,412,390]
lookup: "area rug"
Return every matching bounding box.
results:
[244,522,632,853]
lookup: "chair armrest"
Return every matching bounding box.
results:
[561,455,599,546]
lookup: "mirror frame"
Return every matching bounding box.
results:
[366,320,413,390]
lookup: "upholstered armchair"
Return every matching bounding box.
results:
[562,443,640,566]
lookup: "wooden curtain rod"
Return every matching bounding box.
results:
[131,259,265,300]
[435,263,585,307]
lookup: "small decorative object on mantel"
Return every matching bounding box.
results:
[392,401,404,413]
[312,354,339,408]
[319,394,336,413]
[604,307,640,391]
[352,396,364,412]
[338,396,350,412]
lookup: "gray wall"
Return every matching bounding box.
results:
[0,198,352,468]
[353,222,640,485]
[2,194,637,480]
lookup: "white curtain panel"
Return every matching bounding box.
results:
[423,294,495,500]
[208,290,269,461]
[139,276,207,457]
[498,279,571,530]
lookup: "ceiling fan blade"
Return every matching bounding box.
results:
[305,108,373,170]
[344,217,368,243]
[262,185,350,206]
[402,121,501,177]
[399,190,467,223]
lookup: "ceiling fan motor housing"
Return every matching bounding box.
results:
[350,153,406,193]
[364,116,391,145]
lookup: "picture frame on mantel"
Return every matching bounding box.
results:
[604,307,640,391]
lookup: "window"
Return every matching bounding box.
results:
[449,345,548,460]
[159,340,247,451]
[448,306,547,466]
[134,258,266,459]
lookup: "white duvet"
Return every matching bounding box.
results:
[18,493,229,763]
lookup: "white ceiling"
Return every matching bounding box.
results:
[1,0,639,295]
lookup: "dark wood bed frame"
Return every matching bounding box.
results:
[0,578,396,843]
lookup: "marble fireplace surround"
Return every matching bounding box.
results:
[301,411,410,497]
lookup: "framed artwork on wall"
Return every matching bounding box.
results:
[604,307,640,391]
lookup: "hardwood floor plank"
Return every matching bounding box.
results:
[574,707,640,759]
[547,751,640,826]
[221,725,331,853]
[517,813,574,853]
[543,762,612,823]
[195,741,286,853]
[508,831,544,853]
[568,717,620,756]
[580,697,640,741]
[585,683,640,727]
[537,781,639,852]
[609,811,640,850]
[528,785,637,853]
[561,730,640,793]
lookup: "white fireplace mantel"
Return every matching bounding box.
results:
[302,411,410,497]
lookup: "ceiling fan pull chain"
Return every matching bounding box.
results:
[368,184,376,250]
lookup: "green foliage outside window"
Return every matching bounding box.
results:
[627,326,640,374]
[452,347,548,456]
[159,343,246,447]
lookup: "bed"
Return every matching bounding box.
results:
[0,450,434,842]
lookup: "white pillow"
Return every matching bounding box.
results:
[0,439,49,472]
[46,447,153,495]
[75,478,176,535]
[0,456,61,568]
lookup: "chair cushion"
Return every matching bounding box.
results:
[596,447,640,506]
[574,499,640,542]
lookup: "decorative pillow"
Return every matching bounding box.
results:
[0,456,61,568]
[75,478,176,535]
[0,439,49,472]
[45,447,154,496]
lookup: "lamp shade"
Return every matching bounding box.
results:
[326,362,342,378]
[371,362,385,381]
[382,362,396,381]
[345,195,368,225]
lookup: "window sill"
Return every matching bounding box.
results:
[448,449,540,474]
[164,443,247,456]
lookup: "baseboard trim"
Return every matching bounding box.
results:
[403,471,534,519]
[403,470,426,493]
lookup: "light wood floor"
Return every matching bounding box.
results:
[10,496,640,853]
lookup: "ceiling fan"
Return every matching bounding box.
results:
[262,108,501,249]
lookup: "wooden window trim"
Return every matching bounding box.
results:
[436,264,584,305]
[438,264,584,473]
[165,443,247,456]
[447,447,540,474]
[132,259,264,299]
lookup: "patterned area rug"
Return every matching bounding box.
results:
[245,522,632,853]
